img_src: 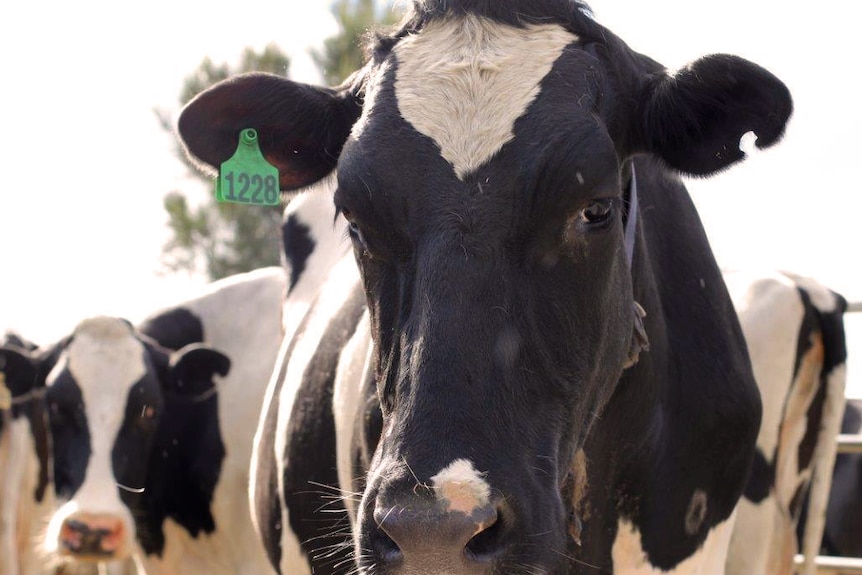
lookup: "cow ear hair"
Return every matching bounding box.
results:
[167,344,231,396]
[637,54,792,176]
[178,71,364,192]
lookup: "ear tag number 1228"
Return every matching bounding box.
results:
[216,129,280,206]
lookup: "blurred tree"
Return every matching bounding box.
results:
[160,2,402,281]
[158,44,289,280]
[311,0,401,86]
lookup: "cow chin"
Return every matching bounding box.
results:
[44,499,136,563]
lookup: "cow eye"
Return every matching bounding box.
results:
[580,198,614,225]
[339,207,371,252]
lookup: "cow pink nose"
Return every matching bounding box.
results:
[59,513,127,558]
[373,501,502,566]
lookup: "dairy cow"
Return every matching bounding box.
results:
[0,268,284,575]
[179,1,792,573]
[819,398,862,560]
[136,266,283,575]
[0,333,52,575]
[724,271,847,574]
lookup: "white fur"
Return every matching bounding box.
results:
[798,364,846,575]
[141,267,284,575]
[430,459,491,514]
[273,252,361,575]
[333,311,373,523]
[393,14,577,179]
[44,319,144,559]
[248,187,351,575]
[724,270,848,575]
[612,512,737,575]
[280,188,350,342]
[1,416,51,575]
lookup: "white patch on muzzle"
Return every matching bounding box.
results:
[430,459,491,515]
[394,14,577,180]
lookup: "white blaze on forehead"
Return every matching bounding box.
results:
[431,458,491,514]
[394,15,578,179]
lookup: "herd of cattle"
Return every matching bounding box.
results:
[2,1,861,574]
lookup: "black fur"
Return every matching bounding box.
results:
[178,1,790,573]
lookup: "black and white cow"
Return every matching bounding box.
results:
[723,271,848,574]
[819,398,862,560]
[0,333,52,575]
[3,318,229,573]
[178,1,792,573]
[136,266,283,574]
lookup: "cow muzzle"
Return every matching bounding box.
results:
[57,512,129,560]
[369,497,502,573]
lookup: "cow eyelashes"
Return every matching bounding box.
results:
[579,198,615,226]
[337,205,373,253]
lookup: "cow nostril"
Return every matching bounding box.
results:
[372,526,403,565]
[373,501,504,564]
[465,510,504,560]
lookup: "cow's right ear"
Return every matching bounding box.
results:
[178,72,364,192]
[166,344,231,396]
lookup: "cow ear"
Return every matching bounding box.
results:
[638,54,792,176]
[0,345,39,398]
[178,72,363,192]
[167,344,231,396]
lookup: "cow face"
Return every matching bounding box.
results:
[37,317,229,563]
[178,3,790,573]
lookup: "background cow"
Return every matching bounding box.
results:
[136,266,283,575]
[5,318,230,574]
[178,1,791,573]
[1,333,52,575]
[724,270,848,574]
[1,267,284,575]
[819,398,862,561]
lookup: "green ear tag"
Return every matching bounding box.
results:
[216,128,280,206]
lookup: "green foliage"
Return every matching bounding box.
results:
[311,0,401,86]
[159,44,288,280]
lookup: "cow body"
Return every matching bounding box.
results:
[820,398,862,559]
[0,334,52,575]
[723,271,848,574]
[179,2,791,573]
[134,266,284,575]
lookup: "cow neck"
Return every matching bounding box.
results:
[622,165,638,268]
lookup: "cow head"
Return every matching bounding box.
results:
[29,317,230,563]
[179,2,789,572]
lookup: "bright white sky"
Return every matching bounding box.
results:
[1,1,860,392]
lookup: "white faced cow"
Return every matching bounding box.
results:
[724,271,848,574]
[178,1,792,573]
[0,267,284,575]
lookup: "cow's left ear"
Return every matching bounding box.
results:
[0,345,38,399]
[166,344,231,396]
[637,54,792,176]
[178,72,364,192]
